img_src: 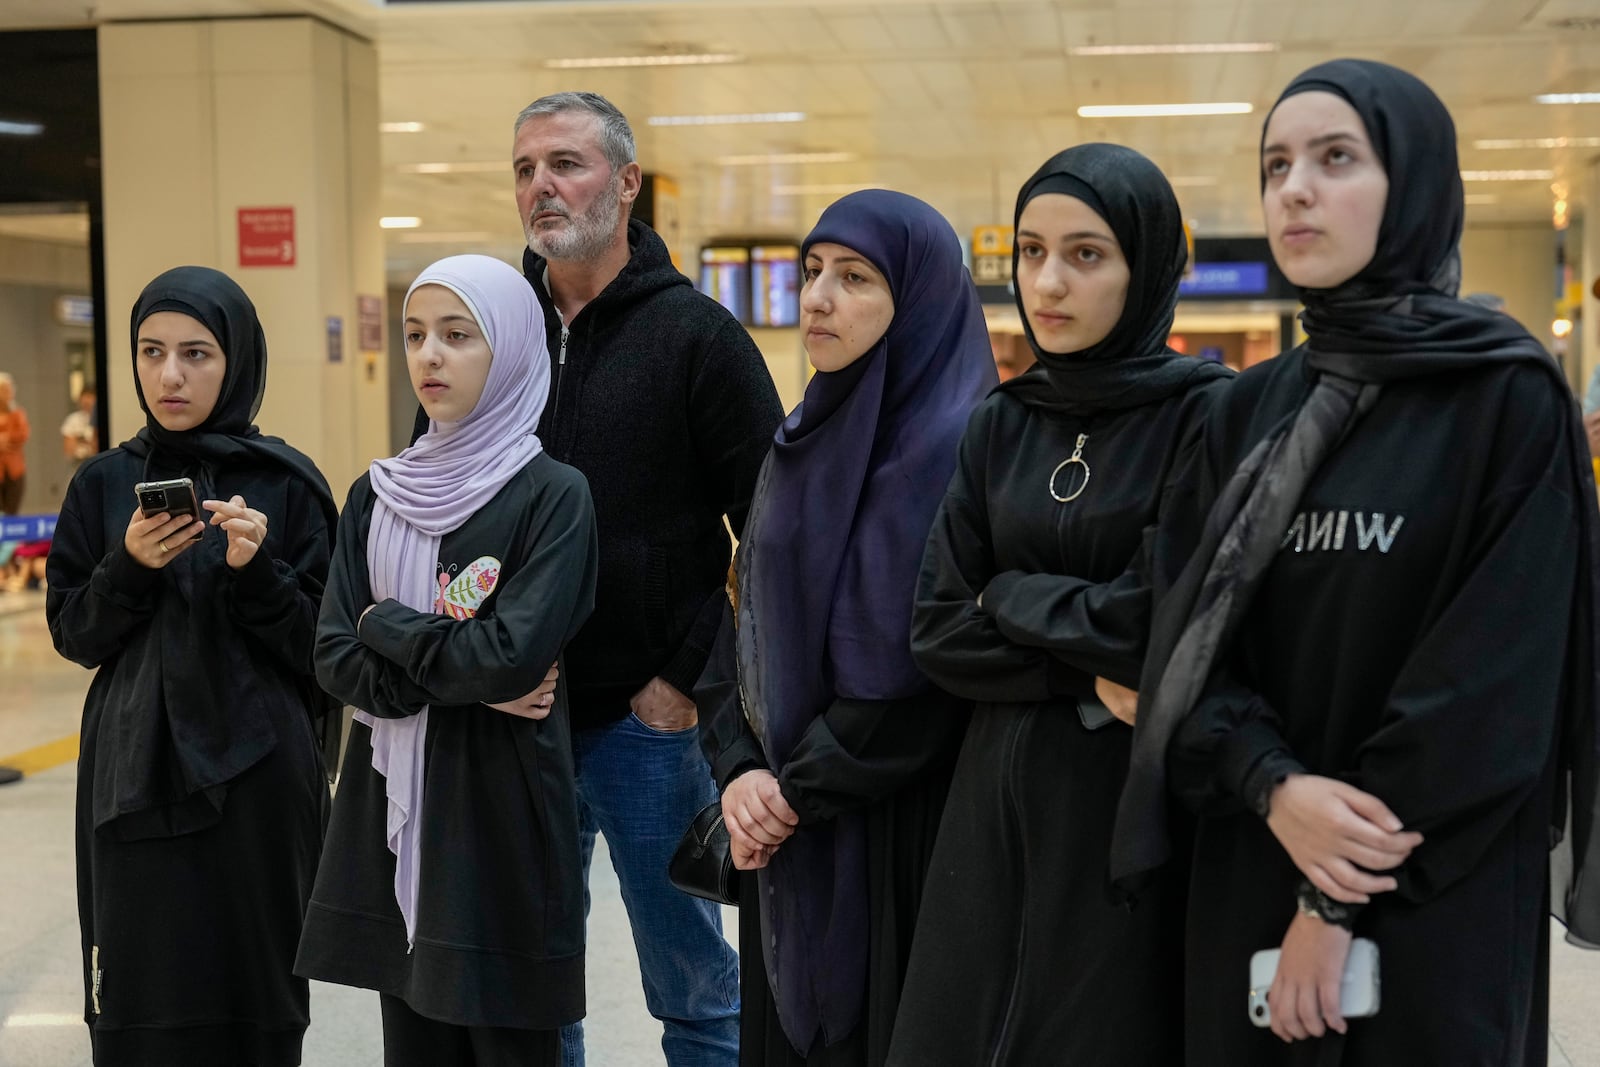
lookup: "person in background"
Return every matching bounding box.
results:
[699,189,995,1066]
[62,386,98,466]
[511,89,784,1067]
[0,372,30,513]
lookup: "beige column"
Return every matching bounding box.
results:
[1459,222,1557,347]
[98,16,386,496]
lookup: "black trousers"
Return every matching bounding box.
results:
[379,994,559,1067]
[0,471,23,514]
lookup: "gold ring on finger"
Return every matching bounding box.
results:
[159,539,169,553]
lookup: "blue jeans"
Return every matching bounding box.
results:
[560,712,740,1067]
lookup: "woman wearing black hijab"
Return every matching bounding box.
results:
[696,189,996,1066]
[885,145,1232,1066]
[1112,59,1600,1065]
[47,266,338,1066]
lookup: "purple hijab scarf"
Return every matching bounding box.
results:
[735,190,998,1051]
[355,254,549,943]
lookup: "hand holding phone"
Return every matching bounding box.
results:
[1249,932,1379,1036]
[123,505,204,570]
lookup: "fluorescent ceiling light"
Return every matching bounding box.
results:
[1070,42,1278,56]
[1474,136,1600,149]
[0,120,44,136]
[1536,93,1600,104]
[395,162,506,174]
[1459,169,1555,181]
[648,112,805,127]
[380,216,422,229]
[547,53,742,69]
[1078,103,1252,117]
[719,151,856,165]
[773,183,885,196]
[381,121,425,133]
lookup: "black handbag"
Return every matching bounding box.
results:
[668,800,742,906]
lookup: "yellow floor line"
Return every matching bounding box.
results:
[0,734,79,776]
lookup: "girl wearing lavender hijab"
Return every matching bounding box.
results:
[296,254,598,1066]
[697,190,997,1066]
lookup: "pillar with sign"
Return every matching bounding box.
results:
[97,17,386,494]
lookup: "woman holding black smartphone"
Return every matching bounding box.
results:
[46,265,338,1066]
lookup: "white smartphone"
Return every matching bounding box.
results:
[1248,937,1380,1028]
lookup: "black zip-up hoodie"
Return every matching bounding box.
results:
[524,218,783,730]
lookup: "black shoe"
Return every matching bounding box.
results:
[0,766,22,785]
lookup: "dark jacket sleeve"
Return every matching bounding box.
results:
[222,483,333,678]
[696,601,770,789]
[1172,372,1580,905]
[314,481,441,717]
[696,600,968,823]
[659,319,784,698]
[46,475,162,669]
[979,387,1217,690]
[911,408,1085,704]
[358,473,600,707]
[774,690,967,825]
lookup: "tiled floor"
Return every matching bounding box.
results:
[1,588,1597,1065]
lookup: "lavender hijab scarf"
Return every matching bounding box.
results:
[355,254,549,942]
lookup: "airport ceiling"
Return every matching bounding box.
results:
[2,0,1598,279]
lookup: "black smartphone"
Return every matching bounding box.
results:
[134,477,201,521]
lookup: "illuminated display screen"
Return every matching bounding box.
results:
[750,245,800,328]
[699,247,750,323]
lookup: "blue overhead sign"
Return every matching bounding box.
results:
[1179,262,1269,297]
[0,514,55,542]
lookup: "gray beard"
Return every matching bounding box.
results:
[524,176,622,263]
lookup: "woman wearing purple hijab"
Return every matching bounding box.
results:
[296,254,598,1066]
[696,190,998,1066]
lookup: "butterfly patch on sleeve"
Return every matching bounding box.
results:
[434,556,502,620]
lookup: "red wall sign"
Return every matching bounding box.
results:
[237,207,296,267]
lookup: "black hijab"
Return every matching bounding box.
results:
[97,266,337,839]
[998,144,1230,414]
[735,189,997,1051]
[1112,61,1600,949]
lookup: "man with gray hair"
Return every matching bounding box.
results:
[512,91,782,1066]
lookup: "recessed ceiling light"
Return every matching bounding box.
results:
[1070,43,1278,56]
[719,151,856,165]
[648,112,805,127]
[1459,169,1556,181]
[1473,136,1600,149]
[1078,103,1253,117]
[0,120,44,136]
[1535,93,1600,105]
[395,162,506,174]
[546,53,743,69]
[381,121,425,133]
[772,183,885,196]
[379,216,422,229]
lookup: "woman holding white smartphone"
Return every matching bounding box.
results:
[46,266,338,1066]
[1113,59,1600,1065]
